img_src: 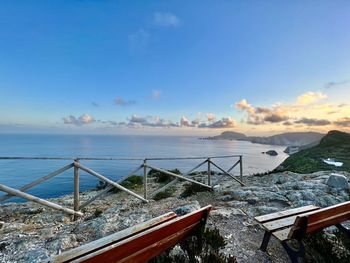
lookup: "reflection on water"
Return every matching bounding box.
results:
[0,134,289,202]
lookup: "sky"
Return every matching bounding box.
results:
[0,0,350,136]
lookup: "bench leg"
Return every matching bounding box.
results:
[259,231,272,252]
[281,240,305,263]
[336,223,350,239]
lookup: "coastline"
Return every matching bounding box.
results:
[1,170,349,262]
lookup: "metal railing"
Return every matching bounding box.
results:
[0,155,244,219]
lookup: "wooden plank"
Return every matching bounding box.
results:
[79,165,143,210]
[73,205,211,263]
[0,163,74,203]
[145,164,212,189]
[207,158,211,186]
[239,156,243,182]
[149,179,178,198]
[209,160,245,186]
[118,223,196,263]
[287,201,350,239]
[305,201,350,233]
[75,162,148,203]
[307,211,350,233]
[73,160,80,220]
[263,216,298,232]
[52,212,177,263]
[228,159,240,173]
[0,183,82,217]
[143,160,147,199]
[262,208,321,232]
[148,160,208,198]
[255,205,319,223]
[273,227,292,241]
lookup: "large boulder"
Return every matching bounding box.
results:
[265,150,278,156]
[326,174,349,190]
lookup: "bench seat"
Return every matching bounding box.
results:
[255,201,350,263]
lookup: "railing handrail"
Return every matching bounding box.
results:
[0,154,244,219]
[0,155,242,161]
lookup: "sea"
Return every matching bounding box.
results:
[0,134,289,202]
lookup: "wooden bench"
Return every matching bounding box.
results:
[49,205,212,263]
[255,202,350,263]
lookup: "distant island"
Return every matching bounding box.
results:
[202,129,350,173]
[201,131,324,153]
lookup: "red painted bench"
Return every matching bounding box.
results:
[50,205,212,263]
[255,201,350,263]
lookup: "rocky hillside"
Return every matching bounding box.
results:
[0,170,349,263]
[203,131,248,141]
[203,131,323,146]
[276,130,350,173]
[248,132,323,146]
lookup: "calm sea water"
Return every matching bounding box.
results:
[0,134,288,202]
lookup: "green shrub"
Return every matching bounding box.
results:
[304,230,350,263]
[180,183,211,198]
[148,168,181,184]
[96,175,144,194]
[120,175,143,189]
[149,227,236,263]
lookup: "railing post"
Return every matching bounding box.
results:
[74,158,80,220]
[239,155,243,182]
[143,159,147,199]
[207,158,211,186]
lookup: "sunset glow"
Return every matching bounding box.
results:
[0,1,349,136]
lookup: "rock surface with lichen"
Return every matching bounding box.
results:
[0,170,349,263]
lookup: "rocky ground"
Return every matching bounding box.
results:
[0,171,349,263]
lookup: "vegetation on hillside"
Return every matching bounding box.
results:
[150,227,237,263]
[275,130,350,173]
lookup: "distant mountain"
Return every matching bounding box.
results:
[275,130,350,173]
[202,131,248,141]
[248,132,324,146]
[202,131,324,147]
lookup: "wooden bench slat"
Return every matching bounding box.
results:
[71,205,212,263]
[273,227,292,241]
[52,212,177,262]
[254,205,319,223]
[306,201,350,234]
[307,211,350,233]
[287,201,350,239]
[262,215,298,232]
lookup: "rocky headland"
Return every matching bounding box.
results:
[202,131,324,147]
[0,170,349,263]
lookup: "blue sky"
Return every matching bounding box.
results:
[0,1,350,135]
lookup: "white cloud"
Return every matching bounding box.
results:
[235,99,255,115]
[129,115,147,124]
[206,113,216,122]
[208,117,236,128]
[180,116,191,127]
[63,114,95,125]
[235,99,289,125]
[153,12,181,27]
[297,91,327,105]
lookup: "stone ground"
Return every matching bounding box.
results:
[0,171,349,262]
